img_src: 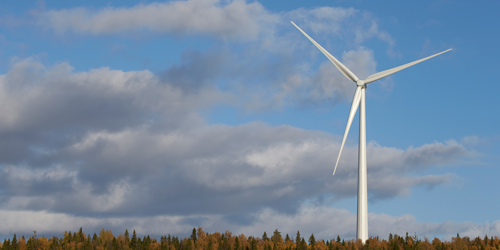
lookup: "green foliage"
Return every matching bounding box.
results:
[191,228,197,244]
[308,234,315,247]
[1,228,500,250]
[262,232,269,241]
[295,232,301,245]
[271,229,282,245]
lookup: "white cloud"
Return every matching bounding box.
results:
[39,0,278,40]
[1,205,498,241]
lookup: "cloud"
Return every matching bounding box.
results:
[1,205,498,241]
[0,58,472,222]
[20,1,400,110]
[37,0,278,40]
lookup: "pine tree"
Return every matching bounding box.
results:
[125,230,130,245]
[191,228,198,244]
[234,236,240,250]
[112,237,119,250]
[300,238,307,250]
[295,232,301,245]
[130,230,138,250]
[336,236,341,243]
[4,239,11,250]
[78,228,84,243]
[262,232,268,241]
[251,237,258,250]
[285,234,291,243]
[271,229,282,245]
[12,234,19,250]
[308,234,315,247]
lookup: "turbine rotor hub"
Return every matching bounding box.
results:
[356,80,365,87]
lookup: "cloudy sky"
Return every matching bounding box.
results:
[0,0,499,242]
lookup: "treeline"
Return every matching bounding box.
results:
[1,228,499,250]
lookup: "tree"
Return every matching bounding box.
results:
[191,228,198,244]
[130,230,138,250]
[234,236,240,250]
[112,237,119,250]
[271,230,282,245]
[285,234,291,243]
[251,237,258,250]
[12,234,19,250]
[308,234,315,247]
[125,230,130,245]
[295,232,301,245]
[197,227,206,241]
[336,236,341,243]
[262,232,269,241]
[78,228,84,243]
[300,238,307,250]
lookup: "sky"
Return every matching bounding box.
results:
[0,0,499,242]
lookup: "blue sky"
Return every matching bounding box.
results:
[0,0,499,241]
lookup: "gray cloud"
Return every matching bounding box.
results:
[1,205,498,241]
[0,58,471,221]
[21,1,399,110]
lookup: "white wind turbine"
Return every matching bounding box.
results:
[291,21,451,242]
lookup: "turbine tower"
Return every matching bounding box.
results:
[291,21,451,242]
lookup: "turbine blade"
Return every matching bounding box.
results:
[363,49,452,84]
[291,21,359,82]
[333,86,363,176]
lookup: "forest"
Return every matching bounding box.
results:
[1,228,499,250]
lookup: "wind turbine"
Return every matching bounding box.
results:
[291,21,451,242]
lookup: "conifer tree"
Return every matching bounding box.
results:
[125,230,130,244]
[300,238,307,250]
[12,234,19,250]
[271,229,282,245]
[308,234,315,247]
[262,232,268,241]
[130,230,138,250]
[251,237,258,250]
[191,228,197,244]
[112,237,119,250]
[295,232,301,245]
[234,236,240,250]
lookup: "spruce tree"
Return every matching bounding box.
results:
[251,237,258,250]
[262,232,268,241]
[234,236,240,250]
[300,238,306,250]
[12,234,19,250]
[308,234,315,247]
[130,230,138,250]
[125,230,130,245]
[112,237,119,250]
[285,234,291,243]
[191,228,197,244]
[295,232,301,245]
[271,229,282,245]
